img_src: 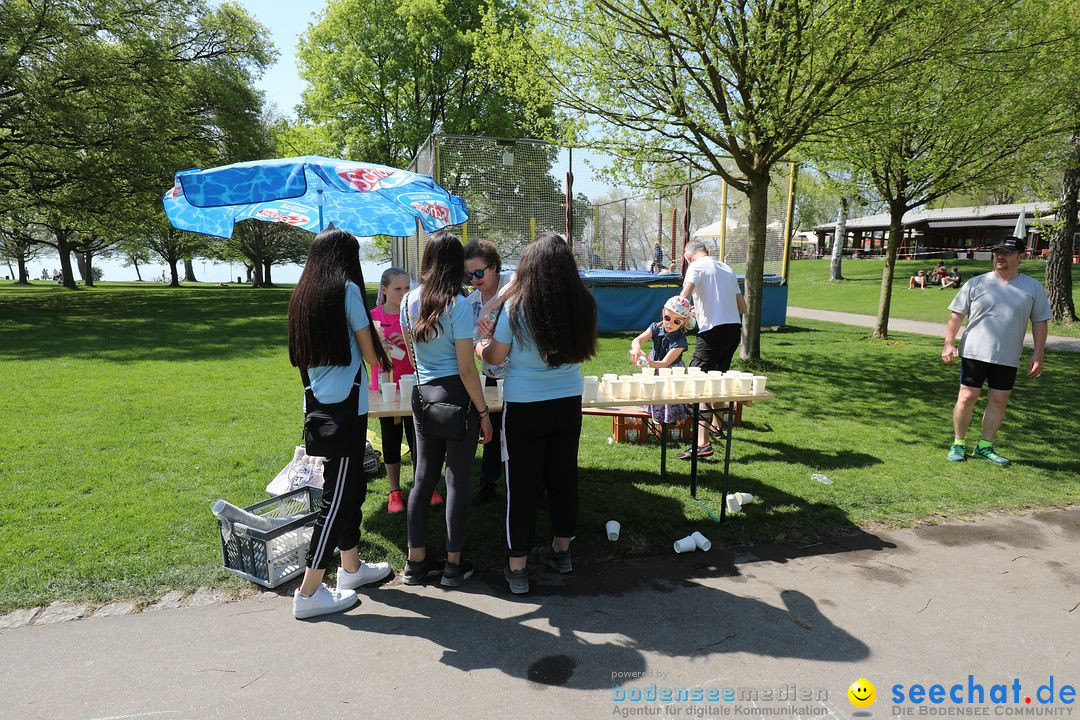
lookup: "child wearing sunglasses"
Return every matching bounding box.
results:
[629,296,694,425]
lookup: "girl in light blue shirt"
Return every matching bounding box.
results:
[480,232,597,595]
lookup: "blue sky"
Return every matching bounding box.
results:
[236,0,328,118]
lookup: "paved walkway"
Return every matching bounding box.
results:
[788,306,1080,353]
[2,507,1078,720]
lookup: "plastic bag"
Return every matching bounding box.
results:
[267,446,325,495]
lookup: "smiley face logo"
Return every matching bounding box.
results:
[848,679,876,708]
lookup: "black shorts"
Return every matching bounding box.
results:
[690,323,741,372]
[960,358,1017,392]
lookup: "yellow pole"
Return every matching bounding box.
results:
[719,179,728,261]
[781,162,798,282]
[461,222,468,244]
[530,217,536,243]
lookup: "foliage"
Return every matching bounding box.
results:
[294,0,553,167]
[479,0,967,359]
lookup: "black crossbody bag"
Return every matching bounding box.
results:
[403,299,470,442]
[300,363,366,457]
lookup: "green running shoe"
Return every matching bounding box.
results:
[973,444,1011,466]
[947,444,967,462]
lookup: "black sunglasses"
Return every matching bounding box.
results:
[466,265,492,281]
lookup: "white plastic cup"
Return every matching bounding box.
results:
[605,520,621,541]
[649,379,664,400]
[670,366,686,376]
[720,375,737,395]
[725,494,742,514]
[686,366,703,375]
[658,367,673,377]
[610,379,628,400]
[378,371,391,388]
[641,366,655,376]
[582,377,599,402]
[734,492,754,505]
[751,376,767,394]
[398,377,416,402]
[380,383,396,403]
[691,531,712,551]
[737,375,752,395]
[673,535,697,553]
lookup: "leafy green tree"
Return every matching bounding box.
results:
[295,0,552,167]
[811,0,1072,338]
[481,0,967,359]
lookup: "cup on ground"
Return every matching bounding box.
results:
[734,492,754,505]
[690,531,712,551]
[673,535,696,553]
[605,520,621,541]
[725,494,742,513]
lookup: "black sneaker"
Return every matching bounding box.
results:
[471,483,497,506]
[403,557,444,585]
[538,544,572,574]
[504,566,530,594]
[676,444,714,461]
[440,559,475,587]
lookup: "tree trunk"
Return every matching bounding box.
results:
[169,260,181,287]
[874,201,907,339]
[183,258,197,283]
[57,232,78,289]
[263,260,273,287]
[76,252,88,283]
[740,175,770,361]
[16,255,29,284]
[251,260,264,288]
[133,257,143,282]
[245,263,254,283]
[1046,129,1079,324]
[83,252,95,287]
[829,197,848,281]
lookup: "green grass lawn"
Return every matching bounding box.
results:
[787,258,1080,338]
[1,280,1078,612]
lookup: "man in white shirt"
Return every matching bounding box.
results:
[678,241,747,460]
[942,235,1049,466]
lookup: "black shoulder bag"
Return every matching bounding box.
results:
[300,363,366,458]
[403,299,470,442]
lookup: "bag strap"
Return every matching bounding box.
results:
[299,355,366,393]
[402,297,426,405]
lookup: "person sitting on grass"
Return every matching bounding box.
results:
[908,270,928,289]
[941,266,962,289]
[629,296,693,430]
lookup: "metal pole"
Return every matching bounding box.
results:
[719,180,728,261]
[565,148,574,242]
[781,162,798,282]
[620,198,628,270]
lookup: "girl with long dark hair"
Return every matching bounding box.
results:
[401,231,493,587]
[287,227,392,619]
[479,232,597,594]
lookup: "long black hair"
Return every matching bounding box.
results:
[501,231,597,366]
[412,231,465,343]
[288,226,390,371]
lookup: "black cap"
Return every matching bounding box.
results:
[992,236,1025,253]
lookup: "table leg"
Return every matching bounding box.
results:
[720,400,735,521]
[690,403,700,498]
[660,421,668,484]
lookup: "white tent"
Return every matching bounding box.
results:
[693,218,739,238]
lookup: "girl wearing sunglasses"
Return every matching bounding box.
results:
[629,296,694,426]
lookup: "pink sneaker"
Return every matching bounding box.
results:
[430,488,445,506]
[387,490,405,514]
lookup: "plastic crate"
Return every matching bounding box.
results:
[218,487,322,588]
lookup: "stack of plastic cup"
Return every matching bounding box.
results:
[582,375,599,402]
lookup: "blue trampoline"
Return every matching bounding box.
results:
[581,270,788,333]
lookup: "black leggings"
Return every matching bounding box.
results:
[379,415,415,465]
[502,396,582,557]
[408,376,480,554]
[306,451,368,570]
[479,376,503,488]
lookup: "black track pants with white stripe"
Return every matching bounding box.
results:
[305,452,368,570]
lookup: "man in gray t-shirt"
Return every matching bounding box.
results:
[941,236,1050,466]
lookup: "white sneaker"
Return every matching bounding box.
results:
[336,562,392,590]
[293,584,357,619]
